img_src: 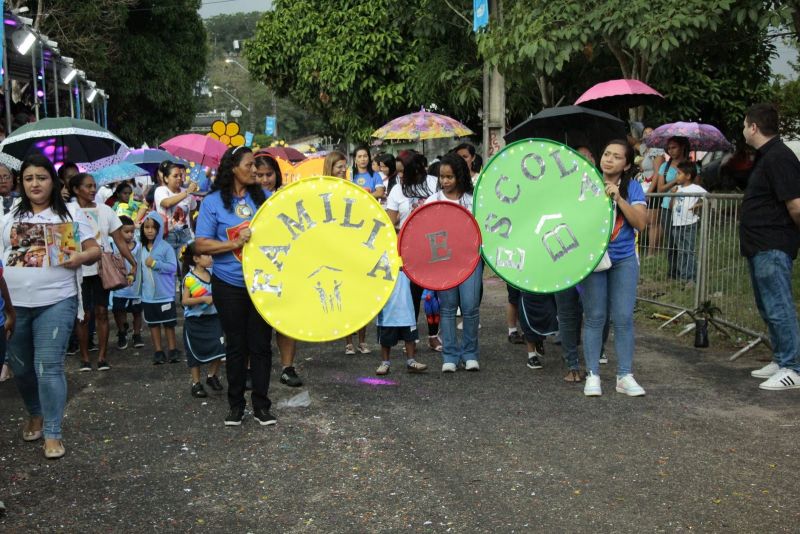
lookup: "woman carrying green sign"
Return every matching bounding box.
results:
[583,140,648,397]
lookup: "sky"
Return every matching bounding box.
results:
[199,0,272,18]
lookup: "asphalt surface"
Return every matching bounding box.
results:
[1,275,797,533]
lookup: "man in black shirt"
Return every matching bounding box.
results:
[741,103,800,390]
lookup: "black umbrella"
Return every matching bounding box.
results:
[0,117,128,171]
[504,106,627,160]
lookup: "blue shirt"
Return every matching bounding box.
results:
[195,190,258,287]
[353,171,383,193]
[376,271,416,327]
[607,180,646,263]
[658,162,678,209]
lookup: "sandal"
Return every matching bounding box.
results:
[0,363,12,381]
[357,343,371,354]
[344,344,356,355]
[564,369,585,383]
[428,336,443,352]
[43,439,65,459]
[22,417,43,442]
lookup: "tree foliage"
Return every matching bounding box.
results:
[25,0,207,145]
[244,0,482,141]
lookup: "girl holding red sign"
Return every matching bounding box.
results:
[424,154,481,372]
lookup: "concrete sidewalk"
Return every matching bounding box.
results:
[1,276,797,532]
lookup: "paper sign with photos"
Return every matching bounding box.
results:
[7,222,81,267]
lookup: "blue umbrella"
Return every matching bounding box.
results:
[124,148,185,173]
[93,162,150,187]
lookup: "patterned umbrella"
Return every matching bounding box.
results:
[645,122,732,152]
[372,108,474,141]
[92,162,150,187]
[0,117,129,171]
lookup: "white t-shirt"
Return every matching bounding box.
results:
[424,190,474,212]
[2,203,95,307]
[78,203,122,276]
[672,184,706,226]
[94,186,114,206]
[154,185,196,232]
[386,179,436,228]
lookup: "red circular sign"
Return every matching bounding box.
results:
[398,200,482,290]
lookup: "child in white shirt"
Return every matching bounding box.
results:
[670,161,706,282]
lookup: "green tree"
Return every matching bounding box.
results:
[244,0,483,141]
[205,12,259,57]
[29,0,207,145]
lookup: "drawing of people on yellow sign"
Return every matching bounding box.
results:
[207,120,246,148]
[242,176,400,342]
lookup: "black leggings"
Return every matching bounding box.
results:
[211,275,273,412]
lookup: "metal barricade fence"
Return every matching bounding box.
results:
[638,191,769,359]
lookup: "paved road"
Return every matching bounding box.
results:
[1,276,797,532]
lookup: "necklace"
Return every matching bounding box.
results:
[234,195,253,218]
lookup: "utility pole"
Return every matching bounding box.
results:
[482,0,505,163]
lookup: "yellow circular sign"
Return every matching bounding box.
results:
[242,176,401,342]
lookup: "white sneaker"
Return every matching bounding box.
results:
[751,362,779,378]
[442,362,457,373]
[465,360,480,371]
[616,374,646,396]
[584,373,602,396]
[759,368,800,391]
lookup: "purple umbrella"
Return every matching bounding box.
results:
[644,122,732,152]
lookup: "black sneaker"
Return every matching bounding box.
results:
[168,349,181,363]
[79,361,92,372]
[508,331,525,344]
[253,407,277,426]
[279,366,303,387]
[224,408,244,426]
[206,375,224,391]
[88,338,99,352]
[153,351,166,365]
[117,332,128,350]
[191,382,208,398]
[527,354,543,369]
[245,369,253,391]
[132,334,145,348]
[97,360,111,371]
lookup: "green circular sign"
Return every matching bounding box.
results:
[473,138,613,293]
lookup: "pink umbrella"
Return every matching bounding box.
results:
[575,79,663,110]
[160,134,228,169]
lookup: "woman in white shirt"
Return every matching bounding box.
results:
[68,173,138,371]
[154,160,198,262]
[4,154,100,459]
[386,151,443,351]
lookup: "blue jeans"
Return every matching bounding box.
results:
[439,262,483,364]
[673,223,697,281]
[748,250,800,371]
[555,288,582,370]
[8,296,78,439]
[582,254,639,376]
[165,227,193,266]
